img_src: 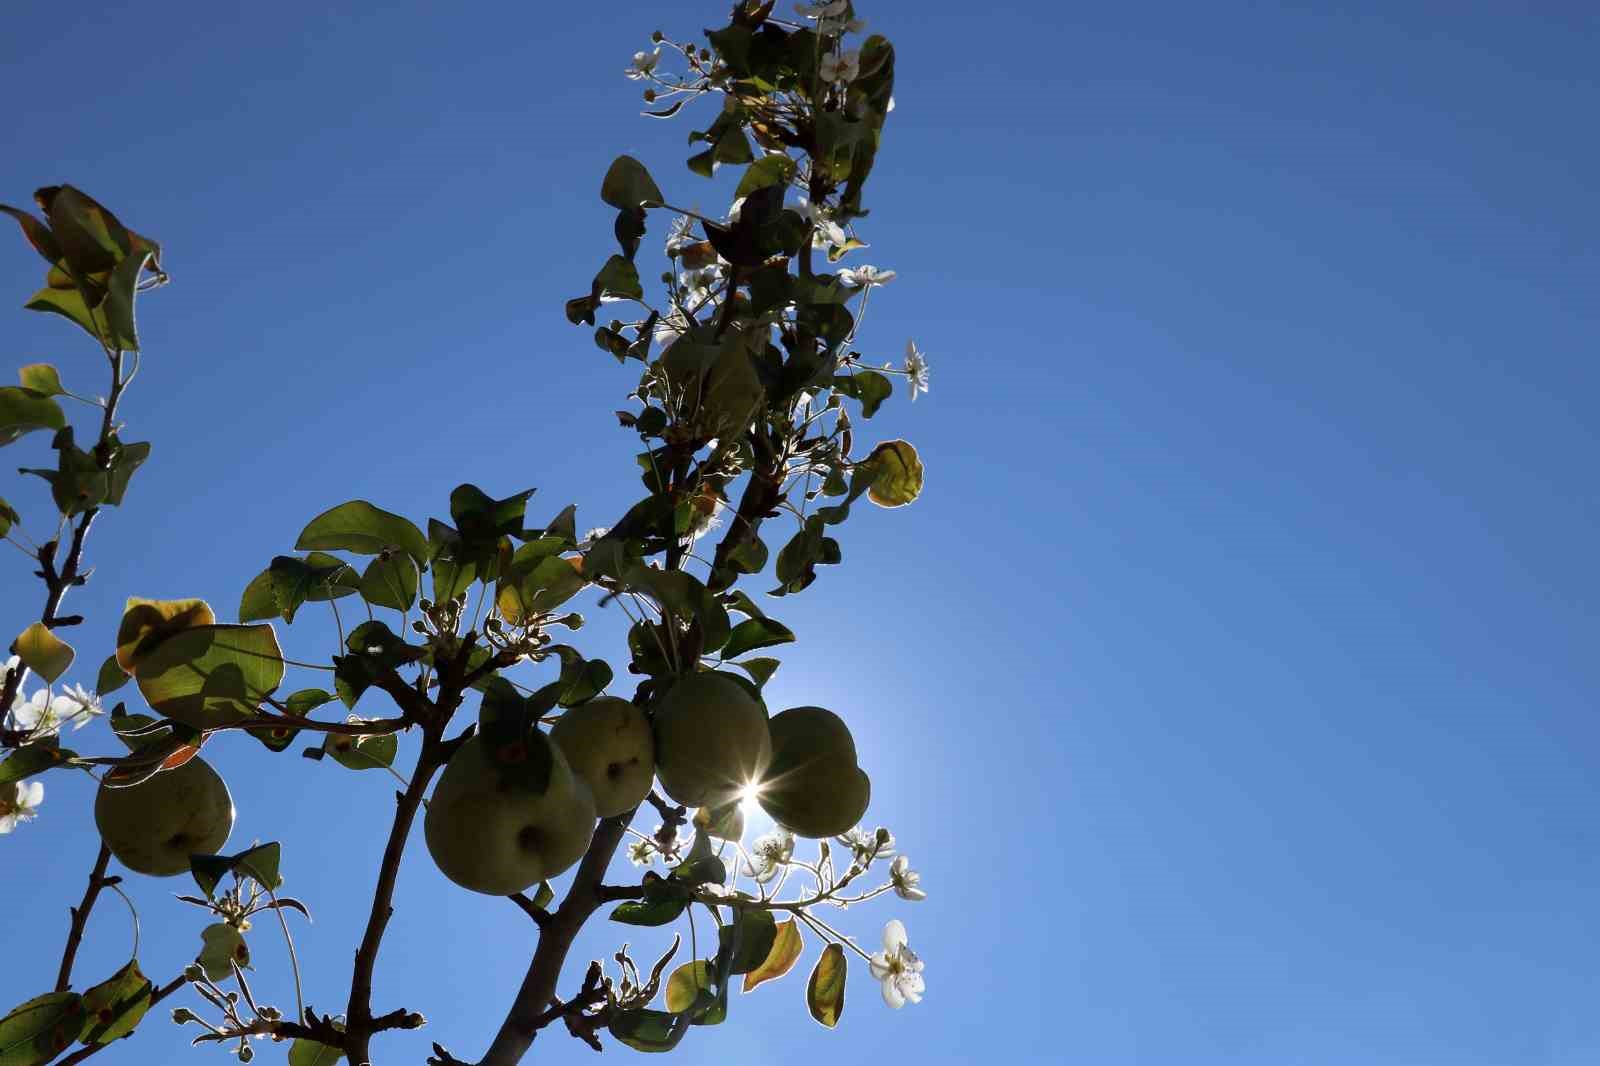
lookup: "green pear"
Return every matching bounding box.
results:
[94,756,235,876]
[757,706,870,838]
[550,696,655,818]
[424,734,597,895]
[651,672,772,808]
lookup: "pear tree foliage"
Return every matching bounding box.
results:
[0,3,932,1063]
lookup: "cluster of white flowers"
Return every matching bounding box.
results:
[3,657,104,739]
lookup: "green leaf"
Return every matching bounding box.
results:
[265,553,361,623]
[550,648,612,707]
[0,204,61,263]
[0,991,82,1066]
[237,569,277,623]
[721,910,777,975]
[133,624,284,728]
[0,387,65,447]
[600,155,665,210]
[609,898,687,927]
[734,154,796,200]
[721,617,794,660]
[15,622,73,682]
[195,924,247,982]
[594,255,643,300]
[686,148,717,179]
[23,288,100,345]
[805,942,847,1027]
[742,918,803,993]
[190,843,281,900]
[100,250,148,350]
[607,1008,691,1053]
[865,439,924,507]
[94,654,129,697]
[831,370,892,417]
[288,1038,344,1066]
[77,959,153,1045]
[295,501,428,568]
[729,657,780,689]
[0,497,16,536]
[286,688,334,715]
[0,745,76,785]
[531,880,555,910]
[322,729,398,771]
[232,842,282,891]
[16,365,62,396]
[359,553,418,611]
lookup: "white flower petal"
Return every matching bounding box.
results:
[881,976,906,1009]
[882,919,907,953]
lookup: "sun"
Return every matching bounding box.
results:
[738,780,764,817]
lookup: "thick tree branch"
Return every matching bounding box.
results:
[341,735,444,1065]
[55,843,116,992]
[469,811,634,1066]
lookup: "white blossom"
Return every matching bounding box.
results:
[742,829,795,884]
[0,780,43,834]
[0,655,23,693]
[837,825,894,864]
[838,264,895,288]
[868,920,925,1008]
[8,688,84,738]
[628,838,656,866]
[819,49,861,85]
[665,213,697,253]
[889,855,926,901]
[903,340,930,401]
[625,48,660,81]
[796,197,848,249]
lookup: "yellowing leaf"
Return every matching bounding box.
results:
[115,598,215,674]
[865,439,923,508]
[664,961,713,1014]
[15,622,73,683]
[134,624,283,728]
[743,918,803,993]
[77,959,153,1045]
[805,942,847,1028]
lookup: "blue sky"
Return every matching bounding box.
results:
[2,1,1598,1064]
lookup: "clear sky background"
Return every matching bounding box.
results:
[3,1,1598,1064]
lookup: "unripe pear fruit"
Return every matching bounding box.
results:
[424,735,597,895]
[94,756,235,876]
[757,706,870,838]
[651,672,772,808]
[550,696,656,818]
